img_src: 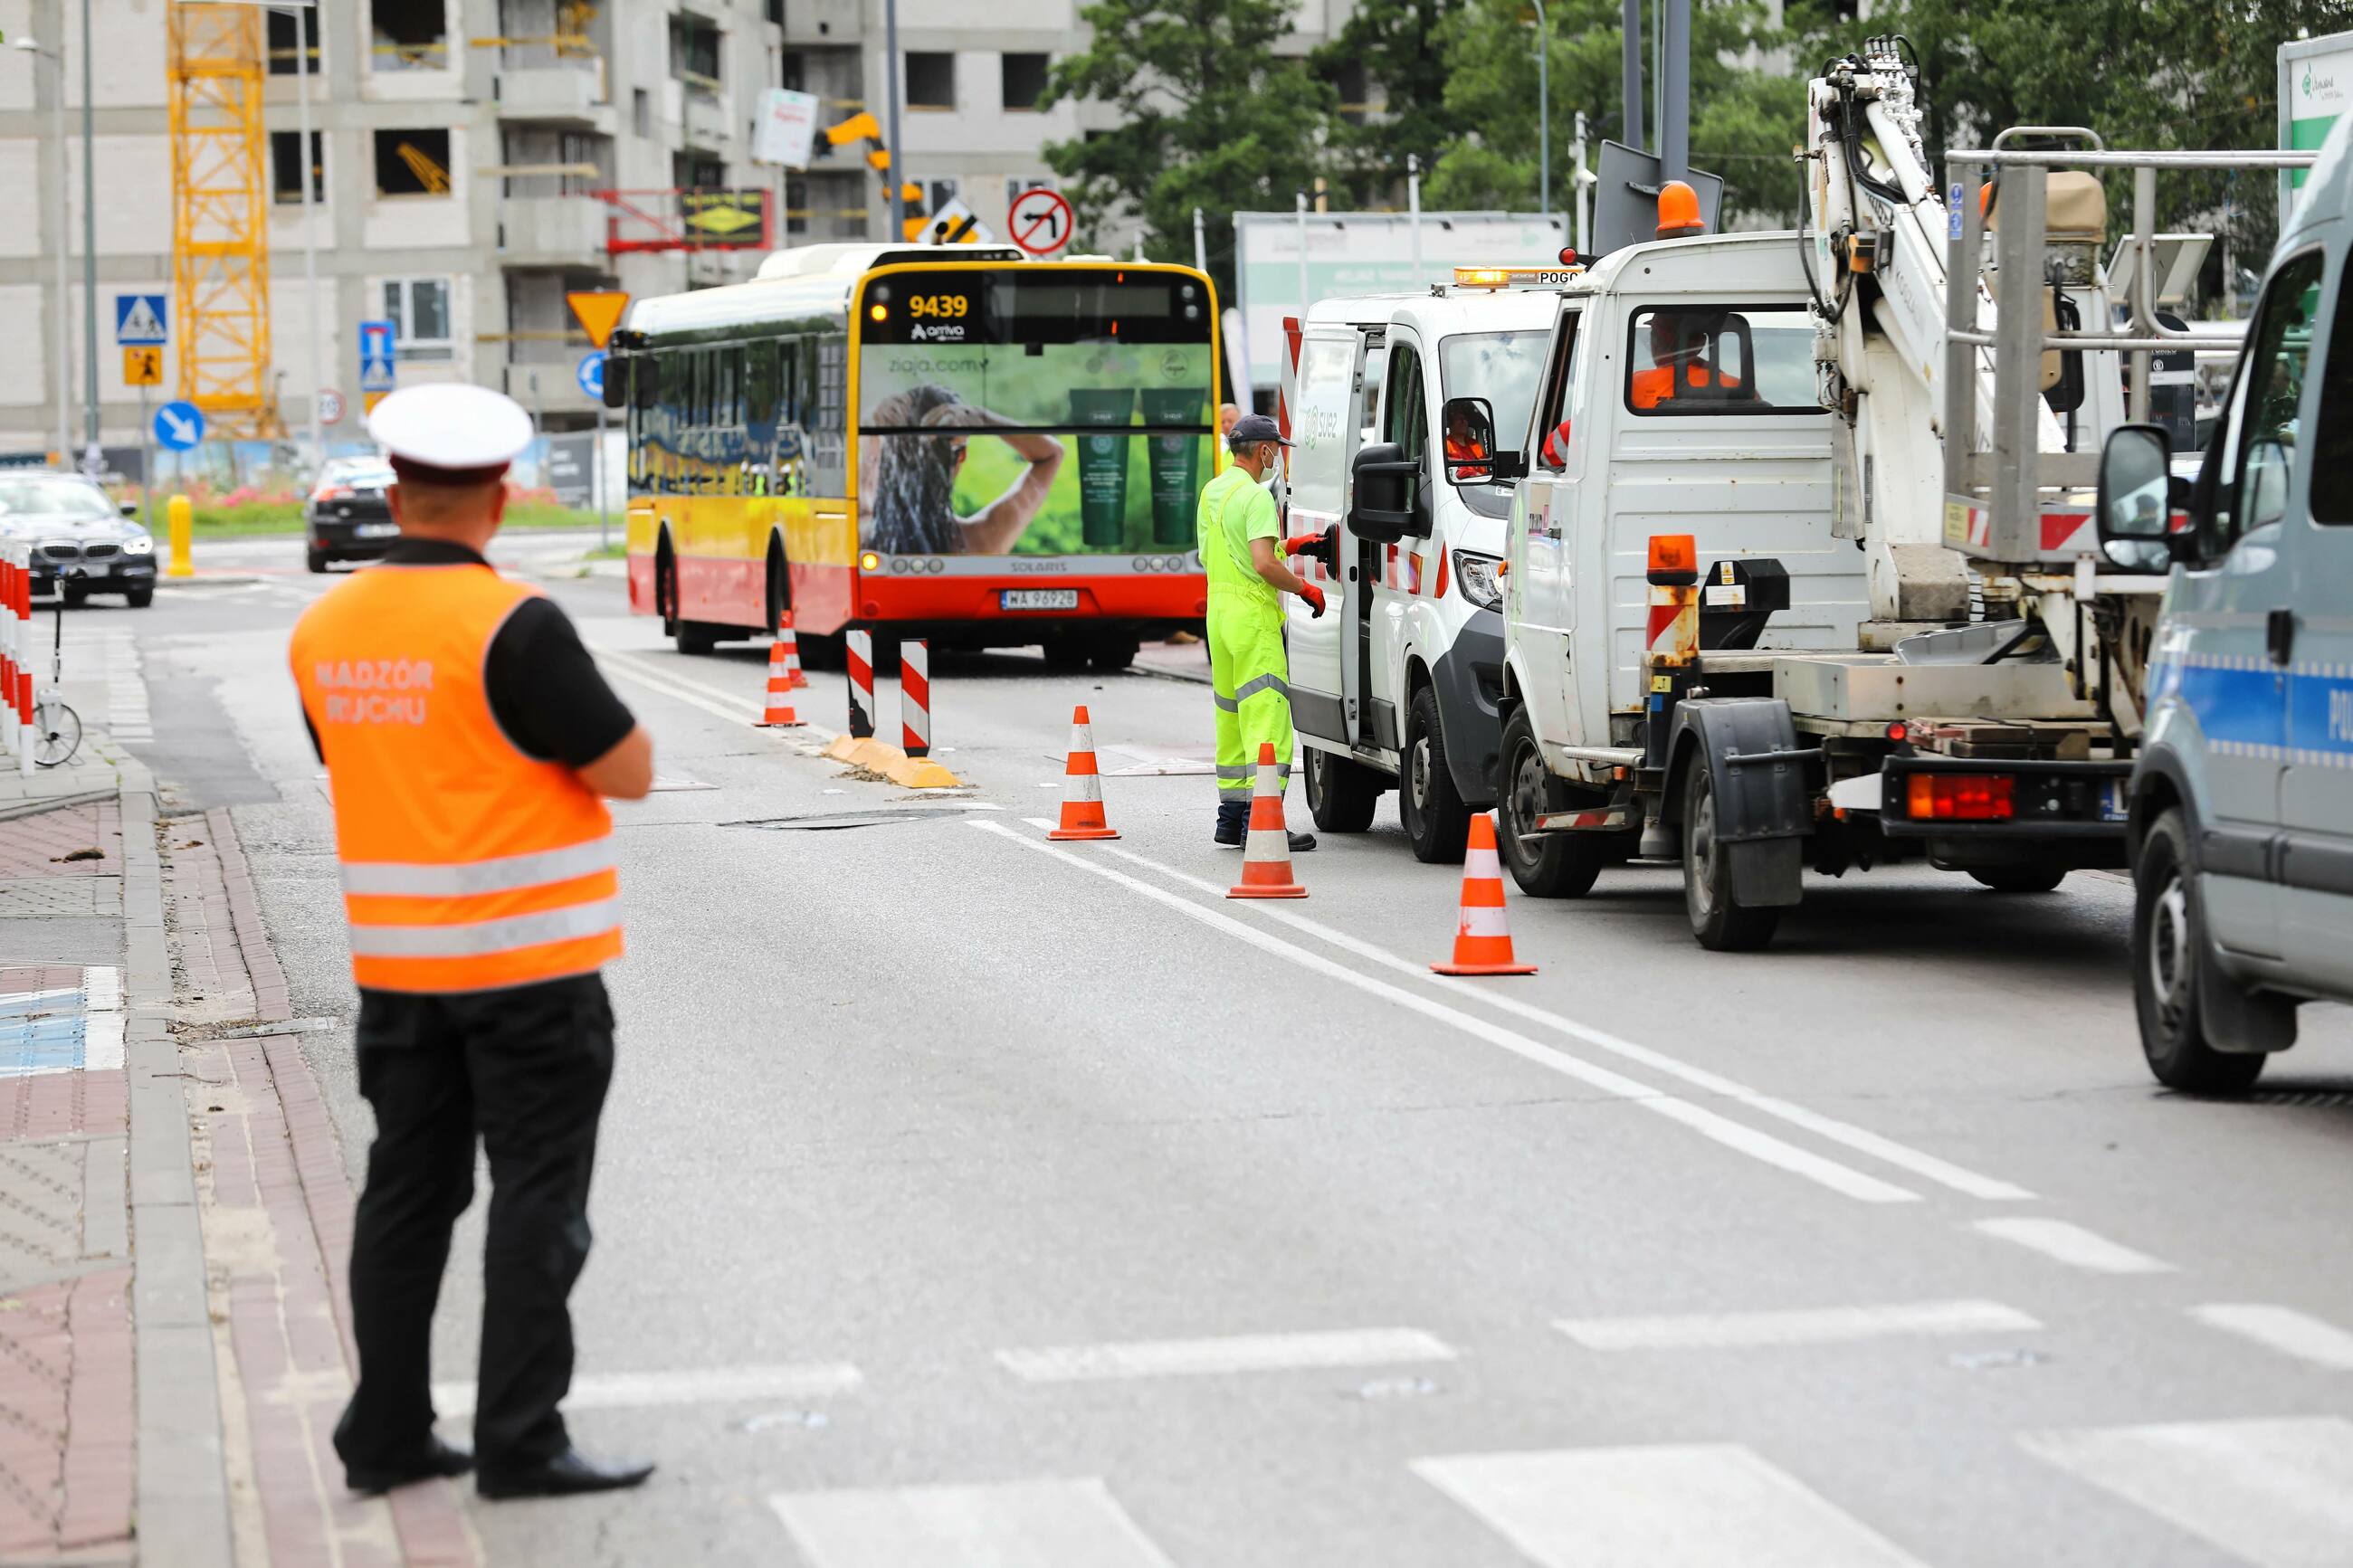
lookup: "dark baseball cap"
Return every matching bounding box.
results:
[1227,413,1292,448]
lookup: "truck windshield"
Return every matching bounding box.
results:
[1440,330,1548,517]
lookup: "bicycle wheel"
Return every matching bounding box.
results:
[33,699,80,768]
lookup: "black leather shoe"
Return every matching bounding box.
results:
[1288,831,1318,852]
[477,1446,656,1500]
[1213,821,1244,847]
[346,1435,474,1496]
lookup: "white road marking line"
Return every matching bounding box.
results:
[1969,1217,2175,1274]
[971,822,1917,1204]
[595,651,770,727]
[2020,1417,2353,1568]
[1080,838,2028,1202]
[432,1362,862,1421]
[1556,1298,2039,1351]
[1022,816,1055,831]
[1414,1444,1930,1567]
[2189,1304,2353,1371]
[770,1476,1177,1568]
[997,1327,1457,1383]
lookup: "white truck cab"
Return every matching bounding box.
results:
[1281,282,1558,861]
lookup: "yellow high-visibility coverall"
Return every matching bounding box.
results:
[1197,464,1292,805]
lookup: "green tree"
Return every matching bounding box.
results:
[1039,0,1334,301]
[1311,0,1470,204]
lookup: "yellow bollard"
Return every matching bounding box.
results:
[167,495,194,578]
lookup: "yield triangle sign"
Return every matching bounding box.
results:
[567,290,631,349]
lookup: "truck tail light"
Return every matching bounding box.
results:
[1905,773,2014,821]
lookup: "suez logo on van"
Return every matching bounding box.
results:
[2333,686,2353,745]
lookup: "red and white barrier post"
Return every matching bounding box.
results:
[14,546,31,775]
[900,637,930,757]
[1,546,16,730]
[845,629,875,739]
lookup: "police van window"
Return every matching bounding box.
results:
[1384,342,1426,467]
[2211,250,2323,548]
[2310,255,2353,525]
[1624,305,1819,414]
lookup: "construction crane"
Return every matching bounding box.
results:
[824,111,929,241]
[168,3,280,438]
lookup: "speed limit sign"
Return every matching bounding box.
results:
[1007,187,1073,258]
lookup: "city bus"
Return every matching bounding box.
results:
[606,244,1220,671]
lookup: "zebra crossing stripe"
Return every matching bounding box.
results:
[771,1477,1176,1568]
[2189,1304,2353,1371]
[2020,1417,2353,1568]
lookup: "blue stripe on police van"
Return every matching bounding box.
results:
[2156,652,2353,763]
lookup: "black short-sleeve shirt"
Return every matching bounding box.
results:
[300,539,635,767]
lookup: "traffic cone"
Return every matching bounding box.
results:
[776,611,808,689]
[758,635,803,727]
[1228,743,1307,898]
[1046,705,1119,841]
[1431,813,1537,974]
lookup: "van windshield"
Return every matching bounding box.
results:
[1440,330,1548,517]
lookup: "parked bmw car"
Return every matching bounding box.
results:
[305,457,400,572]
[0,471,157,608]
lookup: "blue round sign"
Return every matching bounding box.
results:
[154,400,205,451]
[576,351,606,401]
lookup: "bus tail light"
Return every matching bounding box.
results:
[1904,773,2014,821]
[859,550,881,572]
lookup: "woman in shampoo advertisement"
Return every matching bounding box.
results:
[858,385,1066,556]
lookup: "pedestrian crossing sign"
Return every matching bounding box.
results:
[122,347,163,386]
[113,294,167,347]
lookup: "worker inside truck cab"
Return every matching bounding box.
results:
[1630,309,1744,409]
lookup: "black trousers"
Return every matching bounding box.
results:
[332,973,614,1476]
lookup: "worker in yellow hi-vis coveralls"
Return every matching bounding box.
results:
[1199,413,1325,850]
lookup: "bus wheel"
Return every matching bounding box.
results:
[674,620,716,655]
[1089,635,1139,673]
[1043,635,1091,673]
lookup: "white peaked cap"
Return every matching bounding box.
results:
[365,384,534,477]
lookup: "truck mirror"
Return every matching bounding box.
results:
[1487,450,1528,482]
[1440,395,1500,482]
[601,356,630,411]
[1348,442,1417,543]
[2094,423,2172,572]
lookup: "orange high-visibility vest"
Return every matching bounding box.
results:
[291,563,622,993]
[1631,363,1741,409]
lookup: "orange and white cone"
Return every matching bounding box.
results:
[1228,743,1307,899]
[1431,813,1536,974]
[775,611,808,689]
[1046,705,1119,841]
[758,635,804,727]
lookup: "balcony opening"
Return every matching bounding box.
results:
[670,14,722,92]
[633,88,651,138]
[270,130,325,204]
[905,52,954,111]
[370,0,449,72]
[375,128,454,198]
[1328,59,1367,127]
[265,7,319,78]
[1001,52,1048,112]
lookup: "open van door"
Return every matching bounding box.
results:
[1285,325,1377,745]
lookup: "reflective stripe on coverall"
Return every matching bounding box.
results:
[1197,465,1293,801]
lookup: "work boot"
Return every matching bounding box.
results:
[1214,800,1248,847]
[1289,831,1318,852]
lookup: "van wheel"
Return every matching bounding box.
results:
[1681,760,1780,951]
[1304,746,1380,833]
[1497,708,1605,898]
[1400,685,1470,863]
[1971,865,2068,893]
[2134,808,2266,1094]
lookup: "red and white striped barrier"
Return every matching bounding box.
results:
[900,638,930,757]
[845,629,875,739]
[2,546,17,726]
[11,544,30,774]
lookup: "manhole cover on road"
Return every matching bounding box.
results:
[723,807,982,832]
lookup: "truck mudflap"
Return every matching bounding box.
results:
[1667,698,1815,908]
[1876,754,2133,841]
[1431,612,1507,803]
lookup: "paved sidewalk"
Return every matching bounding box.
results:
[1133,633,1211,686]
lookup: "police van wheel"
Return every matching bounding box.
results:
[1400,686,1470,864]
[1497,708,1604,898]
[2133,809,2266,1094]
[1304,746,1379,833]
[1681,761,1780,951]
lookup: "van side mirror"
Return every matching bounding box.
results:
[2095,423,2177,572]
[1441,395,1502,483]
[1349,442,1416,543]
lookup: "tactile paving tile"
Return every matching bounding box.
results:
[0,879,121,920]
[0,1141,90,1294]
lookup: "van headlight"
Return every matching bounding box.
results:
[1452,550,1503,611]
[122,534,154,556]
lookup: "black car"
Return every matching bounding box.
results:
[306,459,400,571]
[0,471,157,607]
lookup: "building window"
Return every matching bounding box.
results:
[1328,59,1368,127]
[674,151,726,191]
[265,7,319,77]
[922,177,961,214]
[671,14,722,91]
[270,130,325,204]
[782,50,805,91]
[369,0,448,72]
[905,52,954,110]
[374,128,452,197]
[786,175,808,236]
[632,89,651,138]
[1005,176,1054,210]
[1001,52,1048,111]
[383,277,453,363]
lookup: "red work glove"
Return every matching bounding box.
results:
[1282,531,1327,556]
[1298,581,1327,618]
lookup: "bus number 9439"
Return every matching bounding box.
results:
[910,294,970,319]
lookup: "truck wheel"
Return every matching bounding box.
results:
[1681,759,1780,951]
[1304,746,1380,833]
[1970,866,2068,893]
[1497,708,1604,898]
[1400,685,1471,863]
[306,546,329,574]
[2133,808,2265,1094]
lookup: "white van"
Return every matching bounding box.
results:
[1280,282,1559,861]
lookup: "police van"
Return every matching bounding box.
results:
[2097,109,2353,1093]
[1280,274,1564,861]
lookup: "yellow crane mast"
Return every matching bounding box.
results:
[168,3,279,438]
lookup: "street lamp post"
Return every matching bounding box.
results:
[1530,0,1548,219]
[79,0,100,472]
[282,2,321,472]
[882,0,904,242]
[9,37,72,467]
